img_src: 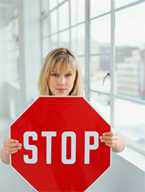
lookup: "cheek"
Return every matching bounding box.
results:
[49,78,55,89]
[68,77,75,87]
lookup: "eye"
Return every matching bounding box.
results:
[50,73,59,77]
[65,73,72,77]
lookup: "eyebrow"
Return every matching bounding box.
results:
[50,70,74,74]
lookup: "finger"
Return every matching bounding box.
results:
[101,137,114,143]
[8,149,20,154]
[5,139,19,143]
[102,132,113,136]
[5,146,22,154]
[103,141,112,147]
[9,139,19,143]
[4,144,22,151]
[6,143,22,148]
[11,150,19,154]
[103,139,113,144]
[100,137,112,145]
[5,146,21,152]
[9,147,21,152]
[104,143,111,147]
[4,139,20,146]
[103,136,119,141]
[101,136,112,140]
[4,145,22,151]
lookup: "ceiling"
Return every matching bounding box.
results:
[0,0,17,28]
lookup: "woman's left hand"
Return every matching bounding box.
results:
[100,131,125,152]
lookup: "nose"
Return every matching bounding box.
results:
[57,76,65,85]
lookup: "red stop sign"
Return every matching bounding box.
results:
[11,97,110,192]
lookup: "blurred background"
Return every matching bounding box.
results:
[0,0,145,191]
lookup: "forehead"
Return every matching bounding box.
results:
[50,61,76,73]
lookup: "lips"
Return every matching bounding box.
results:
[56,88,66,91]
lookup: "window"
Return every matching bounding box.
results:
[49,0,57,10]
[4,17,20,88]
[115,3,145,100]
[41,0,49,10]
[42,18,50,37]
[115,0,140,8]
[90,11,111,109]
[90,15,111,54]
[50,10,58,34]
[71,24,85,55]
[90,0,110,18]
[41,0,145,155]
[58,2,69,31]
[71,0,85,25]
[51,34,58,49]
[59,30,69,48]
[114,1,145,153]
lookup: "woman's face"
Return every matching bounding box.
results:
[48,62,76,96]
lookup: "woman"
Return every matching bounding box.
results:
[0,48,125,164]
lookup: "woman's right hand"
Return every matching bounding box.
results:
[3,139,22,155]
[0,139,22,164]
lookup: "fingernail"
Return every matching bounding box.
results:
[100,136,103,142]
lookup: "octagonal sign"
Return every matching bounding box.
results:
[11,96,110,192]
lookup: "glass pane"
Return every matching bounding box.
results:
[49,0,57,10]
[90,0,110,18]
[71,24,85,55]
[41,0,49,11]
[114,98,145,153]
[71,0,85,25]
[59,2,69,30]
[115,0,139,8]
[58,0,64,3]
[59,30,69,48]
[42,38,49,58]
[90,15,111,54]
[115,3,145,100]
[90,55,111,94]
[90,92,111,124]
[51,34,58,49]
[3,20,20,88]
[0,8,20,123]
[50,10,58,34]
[42,18,49,37]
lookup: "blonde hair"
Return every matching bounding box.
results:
[39,48,82,96]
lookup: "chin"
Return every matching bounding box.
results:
[55,92,68,96]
